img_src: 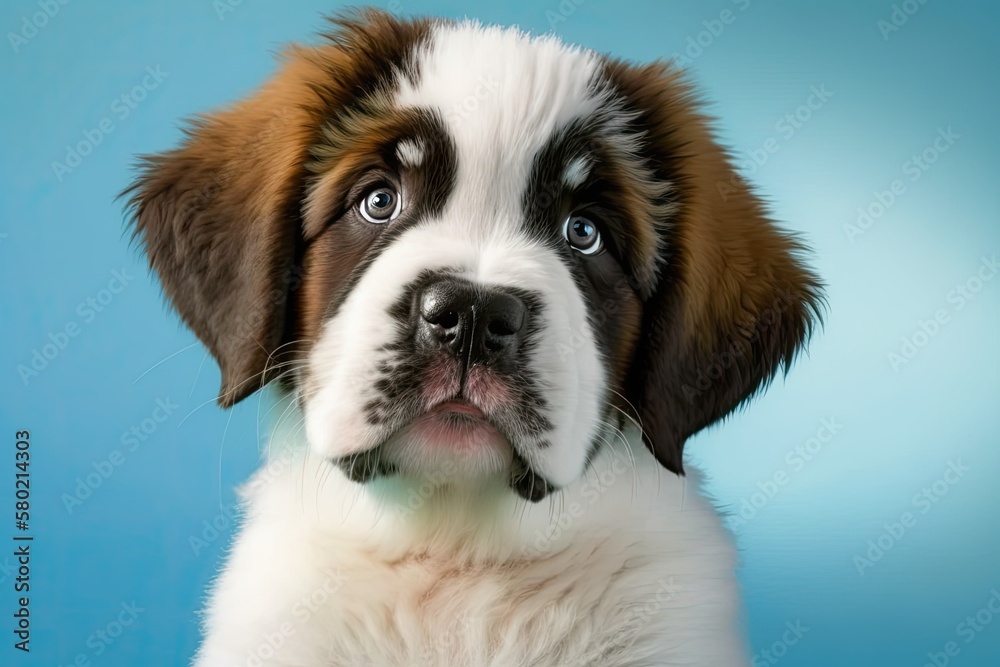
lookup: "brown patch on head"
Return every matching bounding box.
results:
[123,9,433,406]
[293,106,457,351]
[601,58,824,473]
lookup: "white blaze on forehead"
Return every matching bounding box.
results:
[397,21,604,219]
[305,24,611,488]
[391,24,608,485]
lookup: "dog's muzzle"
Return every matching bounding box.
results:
[333,276,555,503]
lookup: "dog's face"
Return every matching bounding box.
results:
[126,11,821,502]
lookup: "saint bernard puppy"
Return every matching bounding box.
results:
[125,9,822,666]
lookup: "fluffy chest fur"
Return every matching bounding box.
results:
[194,405,745,667]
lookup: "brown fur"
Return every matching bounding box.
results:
[605,58,823,473]
[295,107,457,357]
[123,10,432,406]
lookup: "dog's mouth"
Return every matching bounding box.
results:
[428,398,490,425]
[413,398,503,446]
[338,393,512,477]
[331,368,554,501]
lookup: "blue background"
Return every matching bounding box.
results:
[2,0,998,665]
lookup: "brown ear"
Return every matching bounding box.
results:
[610,61,824,473]
[123,10,432,407]
[122,50,324,406]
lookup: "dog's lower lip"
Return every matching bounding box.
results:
[431,400,486,419]
[410,399,509,454]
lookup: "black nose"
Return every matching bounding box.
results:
[416,279,528,368]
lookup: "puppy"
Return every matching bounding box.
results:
[126,9,821,666]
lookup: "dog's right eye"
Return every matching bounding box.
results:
[563,215,603,255]
[359,186,402,224]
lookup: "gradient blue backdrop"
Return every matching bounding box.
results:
[2,1,998,665]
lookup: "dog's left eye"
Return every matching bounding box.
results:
[359,186,402,223]
[563,215,602,255]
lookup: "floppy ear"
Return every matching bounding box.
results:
[124,11,434,407]
[612,61,824,473]
[122,50,326,406]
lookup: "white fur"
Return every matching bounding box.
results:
[306,22,610,486]
[562,156,592,189]
[396,138,425,168]
[195,395,746,667]
[303,219,606,485]
[195,23,749,667]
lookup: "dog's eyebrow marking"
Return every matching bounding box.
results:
[562,155,591,189]
[396,139,425,168]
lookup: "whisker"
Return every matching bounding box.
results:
[215,405,237,510]
[605,388,644,436]
[132,341,199,384]
[188,351,210,399]
[179,358,315,427]
[591,420,641,502]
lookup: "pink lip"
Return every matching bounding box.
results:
[409,399,507,454]
[431,400,487,419]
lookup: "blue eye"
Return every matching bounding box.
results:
[563,215,602,255]
[359,186,401,223]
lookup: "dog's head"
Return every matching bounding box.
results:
[125,10,821,502]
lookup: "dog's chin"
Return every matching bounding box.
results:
[381,401,514,480]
